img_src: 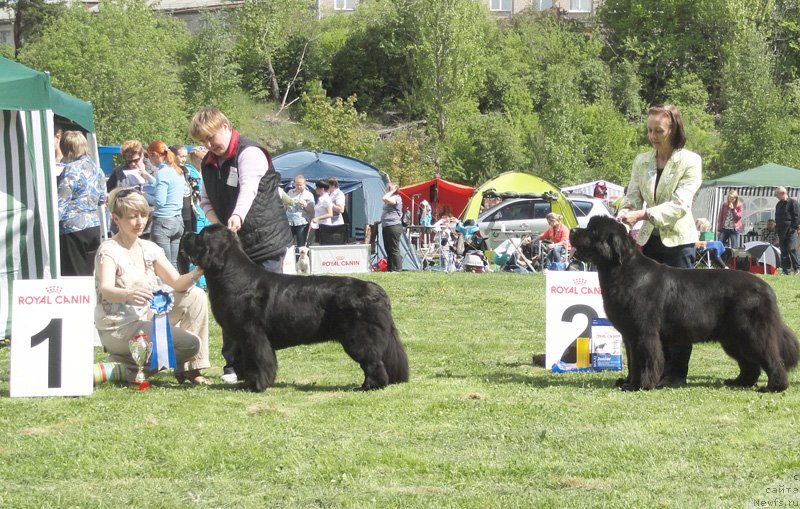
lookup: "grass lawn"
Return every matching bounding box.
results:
[1,272,800,508]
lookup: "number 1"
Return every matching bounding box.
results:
[31,318,62,388]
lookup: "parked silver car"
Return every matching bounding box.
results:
[476,194,613,249]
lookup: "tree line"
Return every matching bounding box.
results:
[5,0,800,186]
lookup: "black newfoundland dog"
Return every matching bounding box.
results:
[570,216,798,392]
[180,224,409,392]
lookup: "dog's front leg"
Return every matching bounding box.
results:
[634,334,664,390]
[241,332,278,392]
[615,336,633,388]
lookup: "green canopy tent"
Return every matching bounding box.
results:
[0,56,99,339]
[692,163,800,241]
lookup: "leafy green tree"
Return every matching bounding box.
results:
[447,112,528,184]
[773,0,800,82]
[324,0,415,116]
[233,0,315,109]
[182,12,241,119]
[298,83,375,160]
[1,0,65,56]
[480,21,538,116]
[718,23,787,173]
[537,62,589,186]
[405,0,489,145]
[598,0,733,107]
[18,0,189,144]
[610,59,645,121]
[579,100,639,186]
[370,128,437,185]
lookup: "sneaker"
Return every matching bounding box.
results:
[220,372,238,384]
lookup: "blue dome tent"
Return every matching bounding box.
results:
[273,149,420,270]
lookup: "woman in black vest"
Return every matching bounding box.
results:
[189,107,293,383]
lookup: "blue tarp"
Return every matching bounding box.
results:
[272,149,390,236]
[274,149,420,270]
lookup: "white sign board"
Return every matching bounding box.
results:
[10,278,95,397]
[309,244,370,274]
[545,271,607,371]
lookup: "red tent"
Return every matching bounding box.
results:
[398,178,475,222]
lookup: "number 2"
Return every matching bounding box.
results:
[31,318,62,388]
[560,304,598,363]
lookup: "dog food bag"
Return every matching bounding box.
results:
[590,318,623,371]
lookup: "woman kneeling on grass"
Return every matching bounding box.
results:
[94,187,212,385]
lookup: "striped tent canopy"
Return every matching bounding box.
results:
[692,163,800,242]
[0,57,98,339]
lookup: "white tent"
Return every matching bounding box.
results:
[561,180,624,201]
[692,163,800,242]
[0,57,99,339]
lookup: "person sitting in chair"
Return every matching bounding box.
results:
[536,213,570,270]
[495,234,534,274]
[761,218,780,246]
[694,218,728,269]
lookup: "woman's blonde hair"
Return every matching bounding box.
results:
[695,217,711,232]
[107,187,150,218]
[727,190,740,207]
[60,130,90,162]
[189,107,229,142]
[546,212,562,222]
[120,140,143,159]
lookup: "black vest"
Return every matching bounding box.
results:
[201,136,292,263]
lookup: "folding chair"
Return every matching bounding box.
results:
[695,240,726,269]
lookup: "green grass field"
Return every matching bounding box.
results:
[1,272,799,508]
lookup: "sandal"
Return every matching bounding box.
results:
[176,370,212,385]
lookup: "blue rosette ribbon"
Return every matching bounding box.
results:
[149,289,176,371]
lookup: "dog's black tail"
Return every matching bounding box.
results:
[780,325,799,369]
[384,324,409,384]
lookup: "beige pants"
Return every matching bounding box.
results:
[98,286,210,381]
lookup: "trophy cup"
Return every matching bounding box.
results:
[129,329,152,391]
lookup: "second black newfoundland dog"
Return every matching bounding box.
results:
[181,224,409,392]
[571,216,798,392]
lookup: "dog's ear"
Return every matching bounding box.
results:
[607,224,633,265]
[195,225,233,273]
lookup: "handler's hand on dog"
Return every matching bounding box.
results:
[619,209,646,226]
[227,214,242,233]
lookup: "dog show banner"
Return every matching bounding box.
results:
[545,271,616,372]
[10,278,95,397]
[309,244,370,274]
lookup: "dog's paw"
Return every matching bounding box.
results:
[759,383,789,393]
[619,382,641,391]
[723,377,756,388]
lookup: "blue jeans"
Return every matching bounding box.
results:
[718,229,739,249]
[150,215,184,269]
[544,245,565,269]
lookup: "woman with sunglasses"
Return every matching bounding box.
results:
[94,187,211,385]
[617,103,703,388]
